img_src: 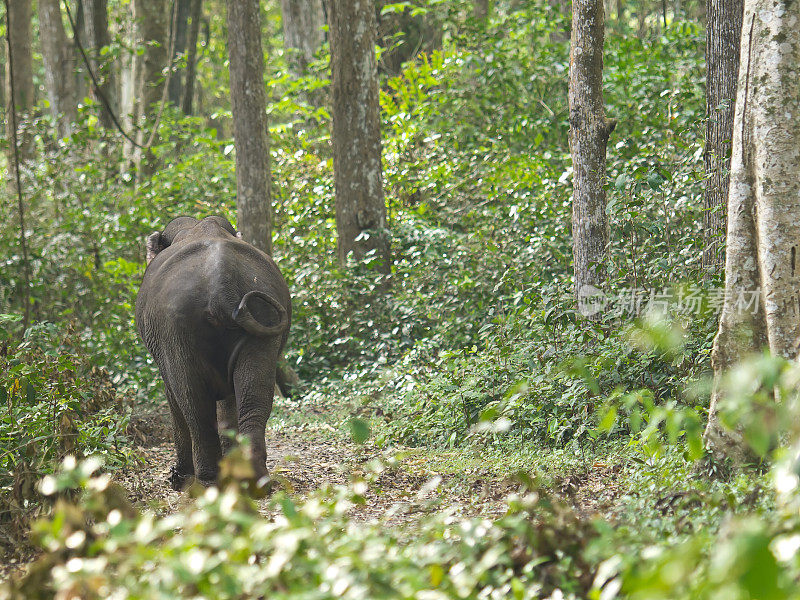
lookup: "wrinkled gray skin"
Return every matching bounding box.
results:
[135,216,291,490]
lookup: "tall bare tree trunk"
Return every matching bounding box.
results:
[280,0,325,76]
[704,0,800,461]
[39,0,78,138]
[569,0,615,317]
[637,6,648,37]
[133,0,167,176]
[4,0,34,328]
[83,0,117,128]
[181,0,202,114]
[226,0,272,254]
[121,5,139,166]
[701,0,743,274]
[376,1,443,76]
[4,0,34,160]
[473,0,489,20]
[72,0,87,104]
[135,0,168,114]
[0,32,5,110]
[329,0,390,271]
[167,0,192,106]
[193,17,210,117]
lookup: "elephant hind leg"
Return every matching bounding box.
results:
[163,357,222,487]
[232,338,279,481]
[187,395,222,485]
[218,394,238,456]
[164,381,194,491]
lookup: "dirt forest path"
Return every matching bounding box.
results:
[1,398,626,584]
[121,420,513,525]
[122,401,625,526]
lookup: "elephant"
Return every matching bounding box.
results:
[135,215,291,490]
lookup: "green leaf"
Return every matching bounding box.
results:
[381,2,411,15]
[598,405,617,432]
[744,421,772,458]
[647,172,663,191]
[349,418,371,445]
[479,406,499,422]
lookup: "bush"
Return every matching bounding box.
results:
[597,356,800,600]
[8,452,597,600]
[0,315,133,548]
[377,305,715,451]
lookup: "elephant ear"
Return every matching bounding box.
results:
[145,231,168,265]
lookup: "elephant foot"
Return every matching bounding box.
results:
[168,465,193,491]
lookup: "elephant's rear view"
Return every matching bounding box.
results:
[135,215,291,490]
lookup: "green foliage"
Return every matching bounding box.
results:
[0,1,781,597]
[0,316,132,547]
[377,307,712,452]
[9,454,596,599]
[0,1,712,411]
[595,357,800,600]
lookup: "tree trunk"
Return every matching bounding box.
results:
[39,0,78,138]
[4,0,33,327]
[329,0,390,271]
[0,31,5,110]
[82,0,117,128]
[121,5,139,166]
[226,0,273,255]
[168,0,192,107]
[73,0,87,104]
[701,0,743,274]
[637,7,648,37]
[135,0,168,113]
[569,0,614,317]
[704,1,800,461]
[280,0,325,76]
[181,0,202,114]
[473,0,489,20]
[134,0,168,177]
[376,1,443,76]
[194,17,211,118]
[4,0,34,159]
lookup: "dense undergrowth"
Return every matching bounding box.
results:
[12,452,599,599]
[0,316,132,547]
[0,1,791,597]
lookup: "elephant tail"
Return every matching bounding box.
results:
[232,290,288,337]
[227,291,288,385]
